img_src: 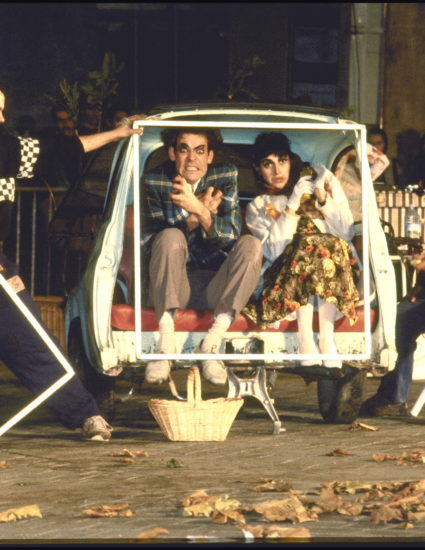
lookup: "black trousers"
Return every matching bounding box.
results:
[0,280,100,430]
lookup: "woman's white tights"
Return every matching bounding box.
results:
[296,297,342,368]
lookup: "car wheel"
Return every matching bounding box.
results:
[67,321,116,422]
[317,367,366,424]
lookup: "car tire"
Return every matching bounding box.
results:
[67,320,116,422]
[317,367,366,424]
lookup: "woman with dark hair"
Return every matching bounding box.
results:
[242,132,360,368]
[367,126,395,189]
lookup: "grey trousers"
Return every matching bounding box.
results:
[147,228,262,320]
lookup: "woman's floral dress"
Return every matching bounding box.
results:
[242,215,360,329]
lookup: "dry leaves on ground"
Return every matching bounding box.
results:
[349,422,379,432]
[180,490,245,524]
[324,448,353,456]
[82,503,133,518]
[179,478,425,533]
[136,527,169,539]
[239,524,311,540]
[0,504,42,522]
[108,449,149,458]
[253,496,318,523]
[372,449,425,465]
[254,479,293,492]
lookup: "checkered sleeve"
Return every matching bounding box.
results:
[16,137,41,179]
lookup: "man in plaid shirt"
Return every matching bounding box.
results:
[141,127,262,385]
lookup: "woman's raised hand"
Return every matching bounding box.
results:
[286,176,314,213]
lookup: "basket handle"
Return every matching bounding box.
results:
[187,366,202,405]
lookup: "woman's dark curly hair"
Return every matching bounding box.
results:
[252,132,303,196]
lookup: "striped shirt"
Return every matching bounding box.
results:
[141,161,241,271]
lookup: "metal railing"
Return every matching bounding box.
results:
[2,185,68,297]
[376,189,425,241]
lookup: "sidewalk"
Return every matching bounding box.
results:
[1,363,425,544]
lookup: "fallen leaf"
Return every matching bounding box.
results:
[407,511,425,523]
[82,503,133,518]
[166,458,183,468]
[372,453,394,463]
[0,504,42,522]
[180,490,218,508]
[370,505,404,525]
[109,449,149,458]
[349,422,379,432]
[325,448,353,456]
[240,524,310,539]
[254,496,317,523]
[211,509,246,524]
[372,450,425,465]
[254,479,293,492]
[337,502,364,516]
[264,526,311,539]
[182,501,215,518]
[136,527,169,538]
[182,494,241,519]
[330,481,381,495]
[317,486,343,513]
[0,461,9,469]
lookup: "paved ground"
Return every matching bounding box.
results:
[1,362,425,546]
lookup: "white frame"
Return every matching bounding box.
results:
[0,274,75,437]
[132,119,371,364]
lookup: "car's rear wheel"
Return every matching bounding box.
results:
[317,367,366,424]
[67,321,116,422]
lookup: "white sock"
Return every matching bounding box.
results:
[158,310,175,353]
[296,300,318,354]
[318,299,341,366]
[201,312,233,352]
[159,310,175,328]
[318,299,338,354]
[296,299,321,366]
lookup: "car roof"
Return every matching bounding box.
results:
[148,101,347,122]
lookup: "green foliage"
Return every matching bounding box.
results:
[81,52,125,109]
[58,79,80,121]
[45,52,125,127]
[223,55,265,101]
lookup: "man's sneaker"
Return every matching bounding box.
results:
[82,415,113,441]
[359,393,409,417]
[145,329,175,384]
[201,359,228,385]
[145,360,171,384]
[200,337,227,385]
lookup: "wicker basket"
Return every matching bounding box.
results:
[148,366,243,441]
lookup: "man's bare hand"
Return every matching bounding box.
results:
[170,175,203,215]
[198,186,223,214]
[411,253,425,273]
[407,284,425,303]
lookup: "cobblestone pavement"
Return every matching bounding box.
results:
[1,362,425,546]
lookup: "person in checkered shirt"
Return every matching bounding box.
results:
[0,88,143,441]
[141,127,263,386]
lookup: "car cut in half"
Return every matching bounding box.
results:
[56,103,399,433]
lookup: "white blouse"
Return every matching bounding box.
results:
[245,173,355,272]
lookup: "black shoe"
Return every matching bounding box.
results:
[359,393,409,417]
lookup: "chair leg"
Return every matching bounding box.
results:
[226,366,285,434]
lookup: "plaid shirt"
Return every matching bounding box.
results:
[141,161,241,271]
